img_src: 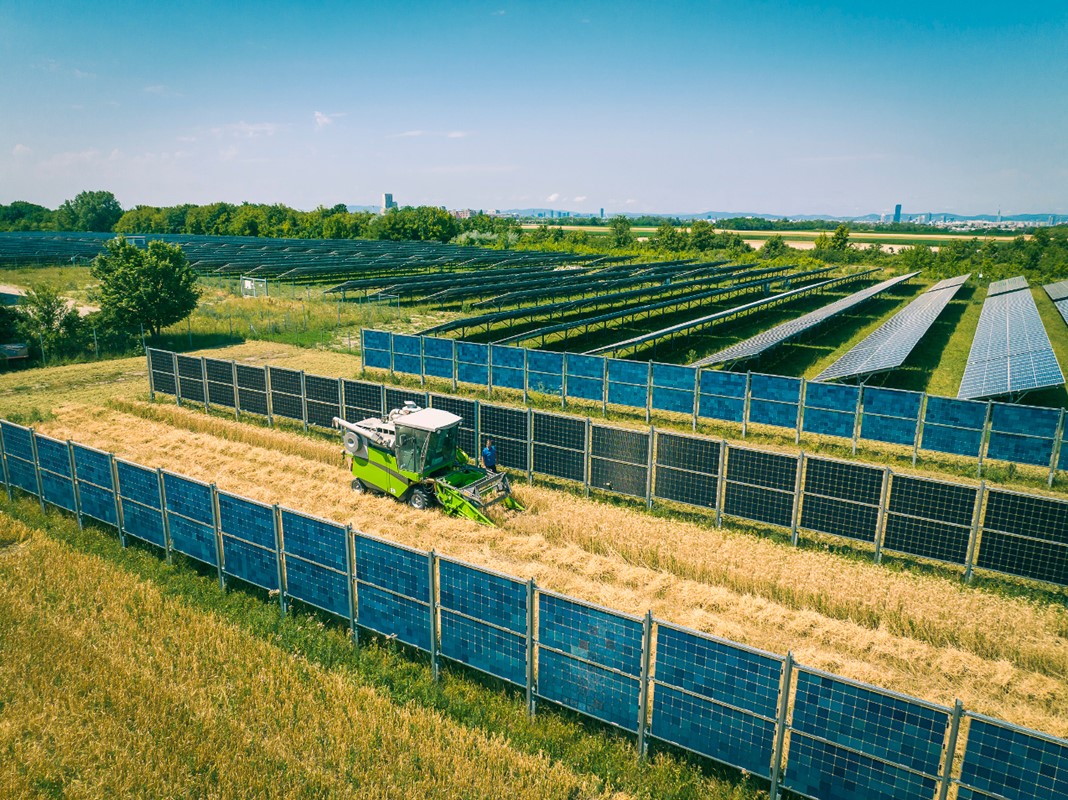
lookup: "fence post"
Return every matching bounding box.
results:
[523,348,529,405]
[1048,408,1064,487]
[794,379,806,445]
[346,525,358,643]
[851,386,863,455]
[273,504,287,615]
[913,393,927,467]
[30,430,44,512]
[742,372,752,438]
[208,483,225,588]
[715,442,728,528]
[172,352,182,408]
[389,332,395,376]
[200,357,210,413]
[584,418,592,498]
[0,424,11,501]
[379,384,386,416]
[963,481,985,584]
[265,366,274,427]
[451,339,458,392]
[157,469,172,565]
[526,579,537,718]
[936,700,964,800]
[474,400,482,462]
[67,441,83,530]
[874,467,891,563]
[977,401,993,478]
[337,377,346,424]
[790,452,804,546]
[645,361,652,424]
[429,549,440,680]
[419,336,426,388]
[691,368,700,432]
[487,346,494,396]
[769,651,794,800]
[646,426,655,510]
[636,610,654,758]
[527,408,534,484]
[562,353,569,411]
[111,455,126,547]
[300,370,309,433]
[231,361,241,421]
[147,349,156,402]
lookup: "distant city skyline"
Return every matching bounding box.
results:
[2,1,1066,215]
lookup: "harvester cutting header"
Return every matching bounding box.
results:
[333,402,522,525]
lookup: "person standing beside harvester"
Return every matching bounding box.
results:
[482,438,498,472]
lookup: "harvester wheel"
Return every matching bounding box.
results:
[408,486,433,510]
[351,479,366,494]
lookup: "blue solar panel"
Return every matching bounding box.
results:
[363,329,391,351]
[538,594,643,676]
[567,376,604,401]
[166,513,217,565]
[805,381,860,413]
[651,685,776,777]
[357,583,431,650]
[655,626,781,718]
[280,510,347,572]
[439,611,526,685]
[284,555,349,617]
[701,370,748,398]
[990,403,1059,437]
[393,353,421,375]
[6,455,38,494]
[568,353,605,380]
[163,473,214,526]
[222,534,278,590]
[424,355,454,380]
[438,560,526,633]
[749,398,798,429]
[423,336,453,359]
[1,421,33,462]
[959,718,1068,800]
[218,492,275,549]
[987,432,1055,467]
[924,396,987,429]
[72,444,113,489]
[803,407,857,439]
[608,358,649,385]
[121,500,166,547]
[653,362,697,391]
[35,435,71,477]
[537,647,640,731]
[863,387,923,419]
[456,341,488,366]
[922,424,984,458]
[393,333,421,356]
[699,393,746,423]
[117,461,160,508]
[78,482,117,525]
[457,361,489,386]
[861,413,917,446]
[608,381,648,408]
[491,344,525,369]
[363,347,391,370]
[785,734,938,800]
[493,366,525,390]
[527,349,563,375]
[40,470,76,512]
[355,536,429,601]
[652,386,695,414]
[751,373,802,404]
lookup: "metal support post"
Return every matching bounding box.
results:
[742,372,752,438]
[30,430,44,512]
[768,651,794,800]
[523,349,529,405]
[200,357,210,413]
[157,469,172,564]
[874,467,891,563]
[273,504,287,615]
[795,379,806,445]
[300,370,309,432]
[379,384,386,417]
[337,377,346,424]
[346,525,358,643]
[977,401,992,477]
[913,393,927,467]
[936,700,964,800]
[451,339,457,392]
[691,368,700,432]
[601,358,609,417]
[584,418,592,498]
[963,481,985,584]
[646,426,655,510]
[0,425,11,501]
[527,409,534,485]
[525,579,537,718]
[851,387,863,455]
[562,353,569,410]
[429,550,440,680]
[147,350,156,402]
[111,456,126,546]
[1048,408,1065,487]
[636,611,654,758]
[68,441,83,530]
[388,332,395,376]
[265,367,274,427]
[419,336,426,387]
[645,361,652,424]
[715,442,728,528]
[172,352,182,408]
[231,361,241,421]
[211,484,225,589]
[790,452,804,546]
[487,347,494,396]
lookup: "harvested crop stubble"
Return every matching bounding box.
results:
[0,517,615,799]
[38,401,1068,738]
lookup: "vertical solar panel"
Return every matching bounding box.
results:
[392,333,423,375]
[429,394,477,457]
[35,434,76,512]
[362,328,392,370]
[162,472,217,565]
[148,348,177,396]
[456,341,489,387]
[651,362,697,415]
[527,349,564,396]
[204,357,236,408]
[653,432,719,508]
[698,370,747,423]
[218,492,278,590]
[384,387,427,415]
[860,387,922,447]
[532,411,586,484]
[342,379,383,422]
[722,447,798,529]
[268,366,304,421]
[799,458,883,543]
[176,354,205,404]
[978,490,1068,586]
[304,374,341,429]
[116,460,165,548]
[590,424,649,499]
[882,475,977,566]
[747,373,802,430]
[422,335,455,380]
[565,353,605,402]
[650,624,782,776]
[354,534,431,651]
[920,396,987,458]
[985,403,1059,467]
[491,344,526,391]
[72,443,117,526]
[957,715,1068,800]
[607,358,649,409]
[236,363,269,417]
[279,509,349,618]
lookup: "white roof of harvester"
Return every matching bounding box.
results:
[393,407,462,431]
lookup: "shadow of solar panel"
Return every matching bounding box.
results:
[539,593,643,675]
[238,388,268,416]
[803,407,856,438]
[167,513,217,565]
[655,626,782,716]
[41,471,76,511]
[364,347,391,369]
[207,381,235,407]
[35,436,70,477]
[178,376,205,403]
[987,431,1055,466]
[363,329,391,351]
[152,370,176,395]
[608,358,648,385]
[1,421,33,462]
[726,448,797,491]
[222,535,278,590]
[355,536,429,600]
[534,445,584,482]
[748,398,797,429]
[117,461,159,507]
[204,358,233,385]
[921,423,983,457]
[176,354,202,379]
[121,499,166,547]
[656,433,720,472]
[343,380,381,417]
[784,734,938,800]
[393,353,421,374]
[148,349,174,373]
[804,459,882,504]
[270,392,303,420]
[393,333,420,356]
[592,426,648,464]
[751,373,801,403]
[590,458,647,497]
[958,717,1068,800]
[284,555,349,617]
[268,366,301,395]
[654,467,717,506]
[861,413,917,446]
[385,388,426,413]
[883,515,970,564]
[723,483,793,528]
[357,583,431,650]
[305,375,339,405]
[280,509,346,571]
[983,491,1068,545]
[653,362,696,391]
[163,473,213,525]
[888,475,976,527]
[236,364,266,392]
[78,482,117,525]
[537,648,640,731]
[651,685,776,776]
[440,610,527,684]
[457,360,488,385]
[652,386,694,414]
[805,381,860,413]
[801,495,879,541]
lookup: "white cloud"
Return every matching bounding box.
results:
[315,111,346,130]
[492,9,506,15]
[40,148,102,169]
[446,131,469,138]
[219,145,239,161]
[625,198,637,205]
[144,84,167,94]
[573,195,587,202]
[73,68,96,79]
[393,129,471,139]
[12,144,31,157]
[394,130,427,138]
[211,121,281,139]
[546,192,561,202]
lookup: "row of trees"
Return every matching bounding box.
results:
[0,191,124,232]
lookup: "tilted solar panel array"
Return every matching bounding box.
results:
[1044,280,1068,329]
[987,275,1029,296]
[816,274,970,382]
[694,271,919,366]
[958,279,1063,399]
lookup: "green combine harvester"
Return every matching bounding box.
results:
[333,402,523,525]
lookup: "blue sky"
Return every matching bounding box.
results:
[1,1,1065,216]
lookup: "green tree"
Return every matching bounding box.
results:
[91,237,201,337]
[15,284,85,360]
[689,219,716,251]
[609,215,633,248]
[830,223,851,251]
[55,190,123,232]
[813,232,831,252]
[758,235,789,259]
